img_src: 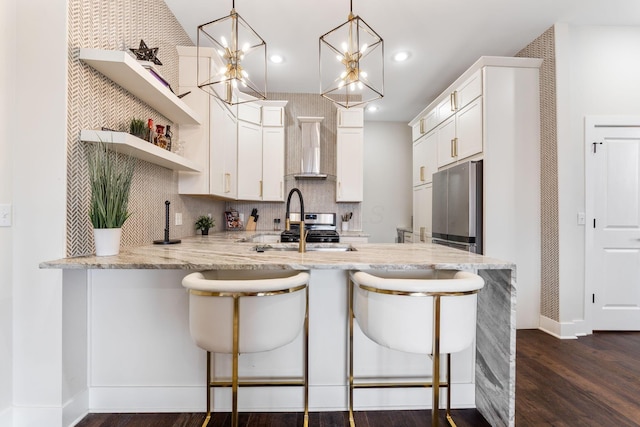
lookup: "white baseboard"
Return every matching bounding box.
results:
[89,384,476,413]
[11,407,63,427]
[538,315,587,339]
[64,389,89,427]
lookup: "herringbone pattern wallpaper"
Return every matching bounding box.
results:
[517,27,559,322]
[67,0,224,256]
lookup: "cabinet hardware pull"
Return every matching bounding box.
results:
[452,90,458,111]
[454,137,458,157]
[420,166,425,182]
[259,180,263,197]
[280,108,283,126]
[420,118,425,134]
[420,227,426,242]
[224,173,231,193]
[451,139,455,158]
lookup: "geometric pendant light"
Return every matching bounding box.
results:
[197,0,267,105]
[319,0,384,108]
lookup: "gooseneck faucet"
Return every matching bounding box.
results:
[285,188,308,253]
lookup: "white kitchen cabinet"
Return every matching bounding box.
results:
[455,97,483,162]
[262,126,285,201]
[436,97,483,168]
[337,107,364,128]
[262,106,284,127]
[409,56,543,329]
[411,109,437,141]
[436,96,455,127]
[237,120,263,200]
[413,130,437,186]
[452,69,482,111]
[210,98,238,199]
[436,115,457,168]
[238,102,262,124]
[412,184,432,242]
[336,127,364,202]
[177,46,285,201]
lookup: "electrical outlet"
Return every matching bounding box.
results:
[0,204,12,227]
[175,212,183,226]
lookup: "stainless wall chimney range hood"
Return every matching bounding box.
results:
[295,116,327,179]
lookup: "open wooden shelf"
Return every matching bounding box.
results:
[79,48,202,125]
[80,130,201,172]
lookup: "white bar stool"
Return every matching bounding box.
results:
[182,270,310,427]
[348,269,485,427]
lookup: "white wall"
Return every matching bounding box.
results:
[0,0,17,423]
[10,0,69,425]
[362,122,412,243]
[556,24,640,331]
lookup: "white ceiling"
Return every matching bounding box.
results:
[164,0,640,122]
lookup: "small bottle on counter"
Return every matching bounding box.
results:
[273,218,281,231]
[155,124,166,148]
[165,125,172,151]
[147,118,156,144]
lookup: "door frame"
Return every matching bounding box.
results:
[584,115,640,333]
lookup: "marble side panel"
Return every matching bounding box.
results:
[475,269,516,427]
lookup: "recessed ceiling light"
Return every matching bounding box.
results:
[367,105,379,112]
[393,51,410,62]
[270,54,284,64]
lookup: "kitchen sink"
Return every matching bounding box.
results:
[253,243,356,252]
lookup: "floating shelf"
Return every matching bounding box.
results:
[80,130,201,172]
[79,48,202,125]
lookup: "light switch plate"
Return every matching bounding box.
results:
[577,212,586,225]
[175,212,182,226]
[0,204,12,227]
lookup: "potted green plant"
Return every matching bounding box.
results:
[195,215,215,235]
[87,141,135,255]
[129,117,147,140]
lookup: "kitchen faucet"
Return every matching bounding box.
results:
[285,187,307,253]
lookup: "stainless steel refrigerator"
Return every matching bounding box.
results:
[432,160,483,254]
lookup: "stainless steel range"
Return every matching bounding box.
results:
[280,213,340,243]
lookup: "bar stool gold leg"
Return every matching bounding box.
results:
[432,295,441,427]
[348,276,356,427]
[446,353,456,426]
[202,351,212,427]
[232,296,240,427]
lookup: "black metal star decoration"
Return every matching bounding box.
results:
[130,39,162,66]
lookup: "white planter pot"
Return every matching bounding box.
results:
[93,228,122,256]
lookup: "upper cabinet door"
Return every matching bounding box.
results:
[262,106,284,127]
[236,121,263,200]
[337,108,364,128]
[436,115,457,168]
[455,97,483,161]
[453,69,482,111]
[262,127,285,201]
[238,102,262,124]
[413,131,437,186]
[336,127,364,202]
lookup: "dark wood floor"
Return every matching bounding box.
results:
[75,330,640,426]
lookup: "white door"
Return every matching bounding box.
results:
[587,119,640,330]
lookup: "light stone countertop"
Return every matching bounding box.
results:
[40,231,514,271]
